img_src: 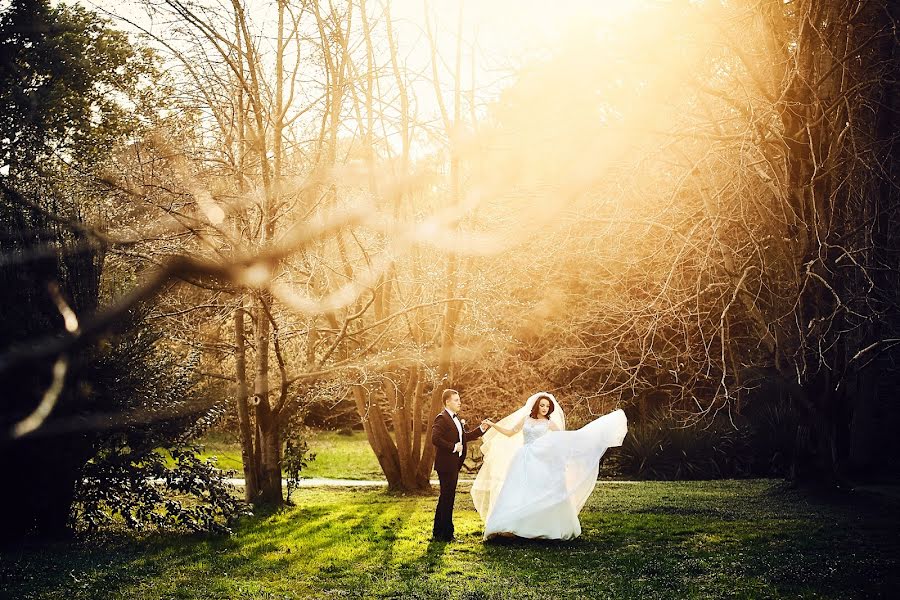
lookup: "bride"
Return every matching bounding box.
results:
[472,392,627,540]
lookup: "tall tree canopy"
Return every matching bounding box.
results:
[0,0,155,180]
[0,0,234,543]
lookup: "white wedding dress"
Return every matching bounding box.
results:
[472,393,627,540]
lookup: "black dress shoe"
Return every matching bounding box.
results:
[431,534,454,542]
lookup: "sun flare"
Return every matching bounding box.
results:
[4,0,897,568]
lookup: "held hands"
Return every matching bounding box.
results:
[453,420,493,454]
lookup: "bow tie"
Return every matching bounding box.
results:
[451,413,459,420]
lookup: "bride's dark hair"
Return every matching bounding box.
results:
[529,394,555,419]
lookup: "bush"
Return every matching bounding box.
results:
[610,412,753,480]
[742,399,799,477]
[74,442,247,533]
[608,400,800,480]
[60,302,251,534]
[284,434,316,504]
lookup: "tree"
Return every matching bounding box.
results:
[0,0,155,182]
[0,0,234,542]
[692,0,900,482]
[121,0,501,495]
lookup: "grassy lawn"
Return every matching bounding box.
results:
[3,480,898,599]
[189,430,384,480]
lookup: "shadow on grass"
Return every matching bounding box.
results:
[1,490,431,599]
[2,481,899,599]
[472,482,900,600]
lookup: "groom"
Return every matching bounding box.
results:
[431,388,489,541]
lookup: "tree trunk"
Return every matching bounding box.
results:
[233,303,259,502]
[389,371,420,489]
[409,371,426,486]
[255,399,282,504]
[417,385,446,485]
[352,385,404,489]
[253,293,282,505]
[36,456,81,539]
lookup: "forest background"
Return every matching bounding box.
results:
[0,0,898,543]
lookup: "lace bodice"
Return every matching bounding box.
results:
[522,417,552,445]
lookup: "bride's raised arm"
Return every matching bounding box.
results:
[489,416,525,437]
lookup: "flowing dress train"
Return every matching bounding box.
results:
[473,409,627,540]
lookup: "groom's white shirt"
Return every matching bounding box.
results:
[444,408,464,456]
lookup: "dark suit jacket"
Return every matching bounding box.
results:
[431,409,485,473]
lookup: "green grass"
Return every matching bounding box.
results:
[299,430,384,480]
[185,430,384,480]
[3,480,898,599]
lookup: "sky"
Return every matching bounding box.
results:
[64,0,645,166]
[75,0,644,97]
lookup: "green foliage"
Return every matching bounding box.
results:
[0,0,223,535]
[68,303,246,533]
[283,435,316,504]
[0,0,159,180]
[0,184,105,539]
[2,481,898,599]
[610,413,753,480]
[741,399,800,477]
[610,402,800,480]
[0,189,236,538]
[75,443,247,534]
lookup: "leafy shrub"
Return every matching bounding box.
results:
[608,399,800,480]
[284,434,316,504]
[741,399,799,477]
[64,304,251,534]
[74,442,247,533]
[610,412,754,480]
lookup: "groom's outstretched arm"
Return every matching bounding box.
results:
[463,423,486,443]
[431,414,456,453]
